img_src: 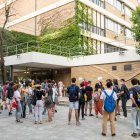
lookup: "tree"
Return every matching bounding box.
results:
[131,6,140,55]
[0,0,15,83]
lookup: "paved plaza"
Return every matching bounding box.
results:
[0,105,137,140]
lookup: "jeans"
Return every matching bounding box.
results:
[16,101,22,121]
[78,102,85,119]
[28,103,32,113]
[35,100,43,122]
[121,98,127,117]
[131,107,140,134]
[20,101,26,118]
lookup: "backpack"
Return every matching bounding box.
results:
[79,89,84,103]
[133,88,140,107]
[124,85,130,100]
[68,85,78,102]
[104,90,115,113]
[31,90,37,106]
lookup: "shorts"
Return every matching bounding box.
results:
[6,98,12,104]
[69,101,79,110]
[85,100,92,109]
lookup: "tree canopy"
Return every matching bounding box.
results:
[131,6,140,54]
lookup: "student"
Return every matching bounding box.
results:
[58,80,64,98]
[93,88,103,118]
[129,78,140,138]
[6,82,14,116]
[113,79,121,116]
[67,78,80,126]
[85,81,94,116]
[100,81,117,136]
[78,82,86,120]
[14,84,23,123]
[34,83,45,124]
[119,79,129,119]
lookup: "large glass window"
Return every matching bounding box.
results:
[106,18,121,34]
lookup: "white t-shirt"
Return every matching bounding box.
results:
[100,89,118,101]
[14,90,21,101]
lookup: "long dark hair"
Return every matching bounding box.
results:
[113,79,118,85]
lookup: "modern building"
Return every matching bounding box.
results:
[0,0,140,87]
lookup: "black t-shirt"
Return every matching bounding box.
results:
[85,86,93,101]
[79,88,85,103]
[120,84,128,99]
[130,86,140,107]
[35,90,45,100]
[7,86,14,99]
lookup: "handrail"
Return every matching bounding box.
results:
[3,40,132,57]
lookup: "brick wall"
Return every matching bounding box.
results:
[71,61,140,88]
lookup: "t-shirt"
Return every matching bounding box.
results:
[14,90,21,101]
[35,90,45,100]
[84,81,88,87]
[85,86,93,101]
[7,86,14,99]
[120,84,128,99]
[58,81,63,88]
[130,86,140,107]
[100,89,118,101]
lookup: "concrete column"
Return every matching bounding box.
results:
[9,65,13,81]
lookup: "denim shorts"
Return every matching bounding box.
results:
[69,101,79,109]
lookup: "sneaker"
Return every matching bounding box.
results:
[124,117,127,119]
[112,133,116,137]
[84,114,87,116]
[82,118,86,120]
[9,112,12,116]
[55,110,57,113]
[89,114,94,116]
[101,133,106,136]
[34,121,38,124]
[39,121,43,124]
[131,133,138,138]
[117,113,120,115]
[120,116,125,119]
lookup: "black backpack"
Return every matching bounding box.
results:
[68,85,78,102]
[79,89,84,103]
[31,90,37,106]
[133,88,140,107]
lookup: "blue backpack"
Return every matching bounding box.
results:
[104,90,115,113]
[68,85,78,102]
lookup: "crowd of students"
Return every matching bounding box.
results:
[67,77,140,138]
[0,77,140,138]
[0,79,62,123]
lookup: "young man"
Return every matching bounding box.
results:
[67,78,80,126]
[100,81,117,136]
[85,81,94,116]
[6,82,14,116]
[129,78,140,138]
[119,79,129,119]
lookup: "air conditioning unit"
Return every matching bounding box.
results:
[121,10,125,16]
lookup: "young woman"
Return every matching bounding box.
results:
[34,83,45,124]
[93,88,103,118]
[52,81,59,113]
[14,84,23,123]
[44,84,54,122]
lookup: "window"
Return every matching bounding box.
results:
[112,66,117,71]
[124,64,132,71]
[115,0,122,11]
[125,6,132,17]
[107,0,122,11]
[125,28,133,39]
[106,18,121,33]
